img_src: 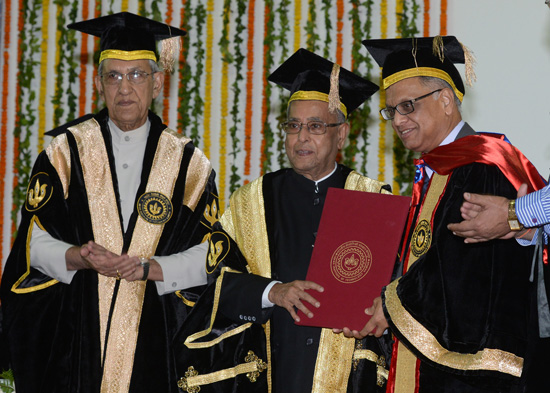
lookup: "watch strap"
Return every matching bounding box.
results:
[139,257,150,281]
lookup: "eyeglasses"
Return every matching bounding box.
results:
[100,70,155,86]
[280,121,343,135]
[380,89,443,120]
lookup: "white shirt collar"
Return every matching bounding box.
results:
[315,162,338,185]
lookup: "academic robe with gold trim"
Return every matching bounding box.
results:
[383,132,550,393]
[0,109,218,393]
[174,166,393,393]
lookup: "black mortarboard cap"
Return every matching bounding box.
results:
[68,12,186,72]
[363,36,475,102]
[268,48,379,118]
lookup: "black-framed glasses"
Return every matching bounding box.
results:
[100,70,155,86]
[280,121,343,135]
[380,89,443,120]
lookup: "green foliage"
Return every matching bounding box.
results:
[305,0,320,54]
[189,2,206,144]
[275,0,291,169]
[228,0,247,193]
[344,0,375,173]
[0,369,15,393]
[177,0,194,134]
[12,0,42,234]
[321,0,333,59]
[261,0,276,174]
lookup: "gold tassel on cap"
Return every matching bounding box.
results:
[159,36,181,74]
[328,63,341,115]
[460,41,477,87]
[432,35,445,63]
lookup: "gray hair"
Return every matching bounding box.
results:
[418,76,462,110]
[286,101,347,123]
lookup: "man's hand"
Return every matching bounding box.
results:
[334,297,389,339]
[66,241,139,279]
[447,184,529,243]
[268,280,324,322]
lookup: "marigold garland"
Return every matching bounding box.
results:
[203,0,215,157]
[294,0,301,51]
[378,0,388,183]
[243,0,256,177]
[336,0,344,64]
[440,0,447,35]
[423,0,430,36]
[38,0,50,151]
[0,0,12,265]
[78,0,90,118]
[162,0,173,125]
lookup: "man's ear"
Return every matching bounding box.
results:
[440,87,455,113]
[152,72,165,99]
[337,122,350,150]
[94,75,104,99]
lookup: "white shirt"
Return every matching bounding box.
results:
[30,119,207,295]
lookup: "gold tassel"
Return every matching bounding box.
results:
[411,38,419,69]
[460,41,477,87]
[328,63,341,115]
[432,35,445,63]
[159,36,181,74]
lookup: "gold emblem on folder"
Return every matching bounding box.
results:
[331,241,372,284]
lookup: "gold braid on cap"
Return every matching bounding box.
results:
[159,36,181,74]
[459,41,477,87]
[328,63,341,115]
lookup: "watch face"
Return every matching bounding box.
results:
[508,219,522,231]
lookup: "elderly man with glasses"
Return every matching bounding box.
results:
[1,12,218,393]
[173,48,391,393]
[345,36,550,393]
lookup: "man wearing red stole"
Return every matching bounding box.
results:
[347,36,550,392]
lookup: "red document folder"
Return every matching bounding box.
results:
[296,187,411,331]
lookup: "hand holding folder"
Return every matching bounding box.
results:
[295,188,411,331]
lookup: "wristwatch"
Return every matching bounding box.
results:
[507,199,524,231]
[139,257,150,281]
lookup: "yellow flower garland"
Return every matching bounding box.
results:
[38,0,50,151]
[204,0,215,157]
[378,0,388,184]
[294,0,302,51]
[218,2,231,211]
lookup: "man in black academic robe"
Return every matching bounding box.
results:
[1,13,218,393]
